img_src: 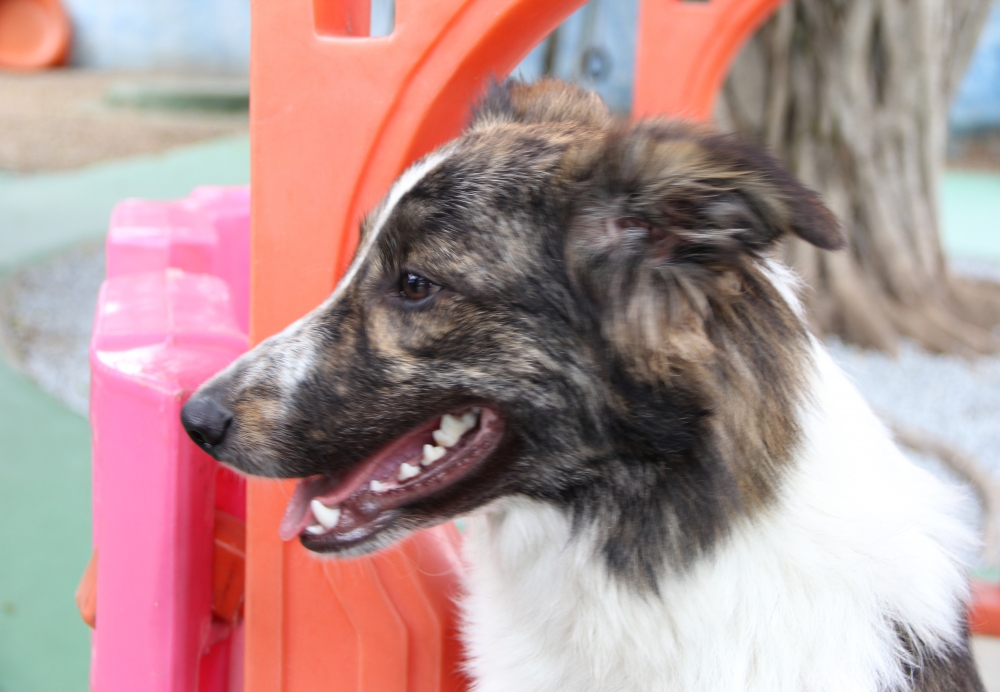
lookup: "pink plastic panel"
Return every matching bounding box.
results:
[106,186,251,332]
[90,333,244,691]
[90,188,250,692]
[94,270,245,353]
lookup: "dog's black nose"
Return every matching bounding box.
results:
[181,395,233,451]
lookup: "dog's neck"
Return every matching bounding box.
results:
[537,260,812,587]
[459,342,973,692]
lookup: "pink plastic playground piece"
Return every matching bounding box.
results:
[89,188,250,692]
[106,187,251,333]
[87,184,470,692]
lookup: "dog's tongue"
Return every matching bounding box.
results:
[278,460,378,541]
[279,476,330,541]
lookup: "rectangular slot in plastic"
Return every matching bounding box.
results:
[314,0,394,37]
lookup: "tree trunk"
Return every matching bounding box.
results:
[717,0,1000,354]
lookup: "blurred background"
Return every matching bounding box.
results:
[0,0,999,689]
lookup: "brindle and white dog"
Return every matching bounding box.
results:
[182,80,983,691]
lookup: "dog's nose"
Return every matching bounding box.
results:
[181,395,233,451]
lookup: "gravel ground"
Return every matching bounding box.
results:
[828,330,1000,479]
[0,70,247,172]
[954,257,1000,284]
[0,244,104,416]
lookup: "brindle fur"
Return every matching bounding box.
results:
[188,80,981,688]
[896,626,985,692]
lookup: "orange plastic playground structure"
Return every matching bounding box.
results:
[247,0,786,690]
[0,0,70,69]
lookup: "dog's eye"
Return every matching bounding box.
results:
[400,272,442,301]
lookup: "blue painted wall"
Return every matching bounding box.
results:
[63,0,250,73]
[60,0,394,73]
[952,2,1000,131]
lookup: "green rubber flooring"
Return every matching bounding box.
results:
[941,170,1000,261]
[0,136,996,691]
[0,358,92,692]
[0,135,249,692]
[0,134,250,272]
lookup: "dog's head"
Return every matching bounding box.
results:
[183,80,842,572]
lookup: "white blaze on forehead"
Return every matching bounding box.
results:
[237,147,455,394]
[322,147,454,308]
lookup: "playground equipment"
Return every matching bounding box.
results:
[86,0,903,690]
[88,187,251,692]
[0,0,70,69]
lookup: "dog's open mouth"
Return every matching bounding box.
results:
[279,406,504,550]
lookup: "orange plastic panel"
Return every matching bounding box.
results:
[634,0,786,121]
[970,580,1000,637]
[76,548,98,628]
[248,1,784,690]
[212,509,247,626]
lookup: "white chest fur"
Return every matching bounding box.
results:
[460,344,974,692]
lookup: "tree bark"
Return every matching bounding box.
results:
[717,0,1000,354]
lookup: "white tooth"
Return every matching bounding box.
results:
[422,444,446,466]
[310,499,342,530]
[433,412,477,447]
[370,480,386,492]
[305,524,326,535]
[432,429,457,447]
[441,413,462,431]
[398,462,421,481]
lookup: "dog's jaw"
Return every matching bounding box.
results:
[277,406,506,552]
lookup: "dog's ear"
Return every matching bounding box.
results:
[566,122,841,379]
[571,122,844,259]
[469,78,611,131]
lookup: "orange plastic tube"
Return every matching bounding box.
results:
[0,0,70,70]
[248,1,787,690]
[970,580,1000,637]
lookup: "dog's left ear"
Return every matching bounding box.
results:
[571,122,844,256]
[566,123,840,380]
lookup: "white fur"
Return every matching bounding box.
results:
[460,340,975,692]
[762,257,806,319]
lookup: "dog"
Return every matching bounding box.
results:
[182,79,983,691]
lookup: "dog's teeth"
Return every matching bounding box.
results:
[370,480,386,492]
[433,412,477,447]
[398,462,421,481]
[442,413,460,425]
[310,499,342,530]
[305,524,326,535]
[422,444,446,466]
[432,429,455,447]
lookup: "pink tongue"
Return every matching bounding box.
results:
[277,449,393,541]
[279,476,330,541]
